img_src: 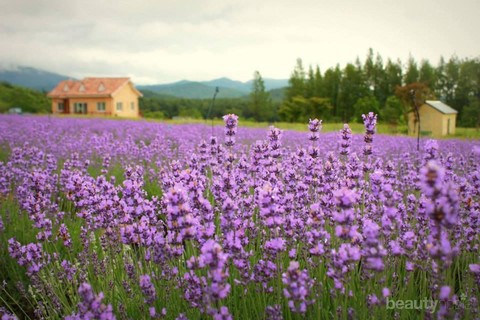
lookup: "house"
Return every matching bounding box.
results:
[408,100,457,137]
[47,77,143,118]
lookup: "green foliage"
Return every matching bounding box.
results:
[461,98,480,128]
[248,71,274,122]
[0,81,51,113]
[279,50,479,127]
[381,96,404,125]
[353,95,380,123]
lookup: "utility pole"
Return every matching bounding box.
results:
[410,89,421,151]
[206,87,219,137]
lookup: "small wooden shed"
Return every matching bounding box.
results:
[408,100,458,137]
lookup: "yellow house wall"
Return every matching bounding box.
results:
[67,97,114,115]
[441,114,456,135]
[51,97,115,115]
[112,83,140,118]
[408,104,456,137]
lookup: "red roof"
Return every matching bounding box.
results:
[47,77,142,98]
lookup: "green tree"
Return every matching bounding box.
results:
[249,70,273,121]
[404,55,419,84]
[419,59,437,90]
[280,58,307,122]
[286,58,306,100]
[436,56,460,105]
[461,97,480,128]
[338,63,368,122]
[384,59,403,98]
[323,65,342,119]
[353,95,380,123]
[381,96,404,125]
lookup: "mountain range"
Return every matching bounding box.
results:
[0,66,288,99]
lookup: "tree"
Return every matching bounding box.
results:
[280,58,308,122]
[456,58,480,125]
[286,58,306,100]
[384,59,403,98]
[461,97,480,128]
[353,95,380,123]
[395,82,434,128]
[249,70,273,121]
[323,65,342,120]
[314,66,324,97]
[381,96,404,125]
[436,56,460,105]
[404,55,419,84]
[419,59,437,90]
[337,63,368,122]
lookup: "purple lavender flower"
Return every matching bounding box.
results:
[163,184,197,255]
[60,260,77,281]
[339,124,352,156]
[66,283,115,320]
[282,261,315,314]
[211,306,232,320]
[265,305,283,320]
[420,161,459,228]
[8,238,46,276]
[362,112,377,156]
[308,119,322,142]
[223,114,239,147]
[266,126,283,160]
[139,274,157,305]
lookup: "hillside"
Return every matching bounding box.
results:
[138,78,288,99]
[0,81,51,113]
[137,81,247,99]
[0,65,288,100]
[0,66,71,91]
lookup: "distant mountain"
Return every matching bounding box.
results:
[0,66,72,91]
[137,81,247,99]
[201,77,288,93]
[201,77,250,93]
[0,65,288,100]
[138,77,289,99]
[251,78,289,92]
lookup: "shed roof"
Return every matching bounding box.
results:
[47,77,142,98]
[424,100,458,114]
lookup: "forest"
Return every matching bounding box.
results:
[141,49,480,127]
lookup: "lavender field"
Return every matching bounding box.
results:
[0,114,479,320]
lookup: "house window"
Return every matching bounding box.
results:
[97,102,106,112]
[116,102,123,111]
[130,102,135,111]
[74,102,87,114]
[57,102,64,112]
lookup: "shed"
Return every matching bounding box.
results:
[408,100,457,137]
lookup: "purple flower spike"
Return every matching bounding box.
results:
[140,274,157,305]
[362,112,377,155]
[282,261,315,314]
[66,283,115,320]
[308,119,322,142]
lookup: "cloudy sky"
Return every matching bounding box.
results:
[0,0,478,84]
